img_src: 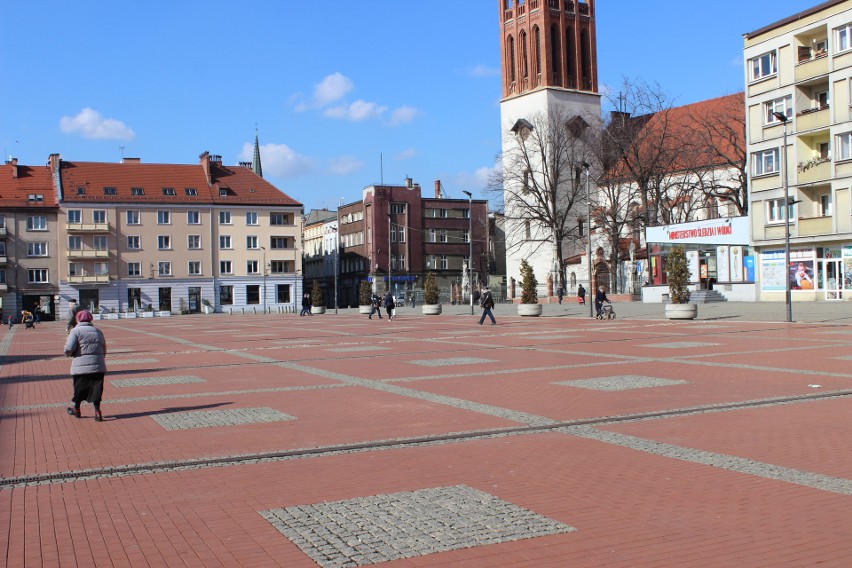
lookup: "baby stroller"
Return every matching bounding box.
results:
[24,315,34,329]
[596,302,615,320]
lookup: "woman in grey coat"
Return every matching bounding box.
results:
[64,309,108,421]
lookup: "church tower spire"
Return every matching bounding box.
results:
[252,128,263,178]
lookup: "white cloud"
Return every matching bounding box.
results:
[469,64,499,77]
[295,72,354,111]
[59,108,135,140]
[239,142,315,178]
[389,105,419,126]
[452,164,499,192]
[324,99,387,121]
[395,148,416,161]
[327,155,364,175]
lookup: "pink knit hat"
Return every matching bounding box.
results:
[75,309,93,323]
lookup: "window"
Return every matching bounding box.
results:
[220,260,233,274]
[464,230,470,243]
[246,211,258,225]
[837,132,852,161]
[220,285,234,305]
[103,186,116,196]
[398,226,405,242]
[752,148,780,176]
[158,236,172,250]
[131,187,144,196]
[27,242,48,257]
[247,260,259,274]
[439,208,448,218]
[67,210,82,223]
[127,236,140,250]
[270,212,289,225]
[270,237,289,249]
[750,51,777,81]
[439,229,447,243]
[158,262,172,276]
[463,208,470,219]
[68,236,82,250]
[523,169,530,194]
[399,254,405,270]
[68,262,82,277]
[28,194,44,202]
[440,255,448,269]
[525,220,531,239]
[270,260,291,273]
[391,203,406,214]
[390,225,397,242]
[185,187,197,196]
[820,193,833,217]
[277,284,291,303]
[188,261,202,275]
[219,189,228,197]
[0,270,5,285]
[94,262,109,276]
[27,216,47,231]
[819,142,831,160]
[93,236,107,250]
[218,211,232,224]
[27,269,48,283]
[188,235,201,249]
[246,236,258,249]
[187,210,200,224]
[93,210,106,223]
[219,235,232,249]
[391,255,397,270]
[246,285,260,305]
[126,210,141,224]
[838,24,852,52]
[0,215,5,229]
[767,198,794,223]
[127,262,141,277]
[157,210,171,224]
[76,186,86,195]
[765,95,792,124]
[162,187,176,196]
[579,218,585,237]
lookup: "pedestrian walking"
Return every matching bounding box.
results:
[64,309,108,422]
[368,292,383,319]
[7,314,13,329]
[384,291,396,320]
[66,299,80,333]
[557,285,564,304]
[32,305,41,325]
[594,286,610,319]
[478,286,496,325]
[577,284,586,305]
[300,292,313,316]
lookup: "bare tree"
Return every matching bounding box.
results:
[489,107,600,289]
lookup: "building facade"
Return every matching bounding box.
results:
[745,0,852,301]
[50,152,303,315]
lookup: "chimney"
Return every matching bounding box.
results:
[6,157,18,178]
[48,153,61,175]
[199,151,212,185]
[434,179,441,198]
[121,157,141,164]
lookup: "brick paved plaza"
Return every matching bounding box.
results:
[1,304,851,567]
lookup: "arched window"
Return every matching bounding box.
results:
[550,25,561,84]
[580,29,591,89]
[508,36,516,85]
[565,27,576,87]
[524,220,531,239]
[534,26,542,84]
[520,31,529,81]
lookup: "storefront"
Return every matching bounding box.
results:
[759,245,852,301]
[642,217,755,303]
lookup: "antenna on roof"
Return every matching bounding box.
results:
[119,146,125,159]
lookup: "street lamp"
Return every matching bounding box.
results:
[582,162,594,318]
[773,111,793,323]
[462,190,473,315]
[260,246,266,313]
[332,225,339,315]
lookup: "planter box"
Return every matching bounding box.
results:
[155,311,171,317]
[92,314,103,321]
[359,305,373,314]
[104,313,119,320]
[311,306,326,315]
[202,305,213,314]
[665,303,698,320]
[421,304,442,315]
[141,312,154,318]
[120,312,137,319]
[518,304,543,317]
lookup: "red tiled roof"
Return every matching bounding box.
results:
[0,164,57,208]
[59,159,301,207]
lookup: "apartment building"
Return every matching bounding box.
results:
[303,208,339,307]
[0,159,60,320]
[745,0,852,301]
[50,152,303,314]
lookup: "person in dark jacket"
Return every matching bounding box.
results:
[383,291,396,320]
[300,293,313,316]
[64,309,108,421]
[478,287,496,325]
[594,286,610,318]
[368,292,383,319]
[577,284,586,305]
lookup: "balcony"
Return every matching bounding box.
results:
[0,227,6,237]
[796,160,830,184]
[67,222,109,232]
[66,249,109,259]
[796,106,829,131]
[67,274,111,284]
[0,283,7,292]
[798,215,833,236]
[0,255,5,265]
[795,54,829,82]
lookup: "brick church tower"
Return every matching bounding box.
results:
[499,0,601,298]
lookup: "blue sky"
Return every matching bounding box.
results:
[1,0,817,212]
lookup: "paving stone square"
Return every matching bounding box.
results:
[641,341,720,349]
[556,375,688,391]
[260,485,576,567]
[110,375,205,388]
[151,406,296,430]
[407,357,496,367]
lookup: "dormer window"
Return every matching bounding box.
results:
[103,186,116,196]
[162,187,176,196]
[131,187,144,196]
[27,194,44,202]
[77,187,86,195]
[185,187,197,196]
[219,189,228,197]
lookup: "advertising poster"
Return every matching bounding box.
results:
[730,246,743,282]
[845,257,852,290]
[744,256,755,282]
[686,250,699,283]
[760,251,785,291]
[789,259,815,290]
[716,246,730,282]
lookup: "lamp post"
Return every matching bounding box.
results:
[387,210,392,299]
[582,162,594,318]
[773,111,793,323]
[462,190,474,315]
[260,246,266,313]
[332,225,339,315]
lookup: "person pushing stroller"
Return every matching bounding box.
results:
[594,286,614,319]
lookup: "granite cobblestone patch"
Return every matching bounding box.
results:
[408,357,495,367]
[260,485,575,567]
[556,375,688,391]
[105,357,159,365]
[642,341,720,349]
[152,407,296,430]
[110,375,205,388]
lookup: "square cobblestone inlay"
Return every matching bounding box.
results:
[327,346,390,353]
[105,357,159,365]
[557,375,687,391]
[260,485,575,567]
[642,341,719,349]
[152,407,295,430]
[409,357,495,367]
[111,375,205,388]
